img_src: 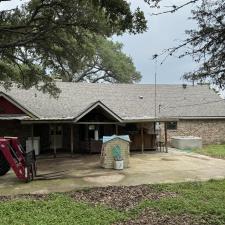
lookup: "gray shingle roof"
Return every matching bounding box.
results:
[1,83,225,121]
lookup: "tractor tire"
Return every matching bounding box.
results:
[0,151,10,176]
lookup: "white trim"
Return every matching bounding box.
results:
[0,92,39,118]
[179,117,225,120]
[21,120,72,124]
[103,137,131,144]
[123,118,179,123]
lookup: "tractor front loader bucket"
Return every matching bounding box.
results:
[0,137,37,182]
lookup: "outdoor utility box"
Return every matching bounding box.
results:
[100,135,130,169]
[171,136,202,150]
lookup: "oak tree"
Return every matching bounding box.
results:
[0,0,146,95]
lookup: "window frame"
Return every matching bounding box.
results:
[166,121,178,130]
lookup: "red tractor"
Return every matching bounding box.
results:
[0,137,37,182]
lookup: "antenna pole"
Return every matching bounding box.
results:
[154,58,157,119]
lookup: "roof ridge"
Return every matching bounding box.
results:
[55,82,207,87]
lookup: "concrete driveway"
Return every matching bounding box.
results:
[1,149,225,196]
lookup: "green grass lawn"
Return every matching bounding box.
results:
[192,144,225,159]
[0,194,127,225]
[139,180,225,224]
[1,179,225,224]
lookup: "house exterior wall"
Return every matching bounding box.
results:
[161,119,225,145]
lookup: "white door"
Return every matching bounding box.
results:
[50,125,63,149]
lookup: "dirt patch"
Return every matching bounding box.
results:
[161,157,178,161]
[70,185,176,211]
[0,194,48,202]
[115,209,209,225]
[83,174,125,184]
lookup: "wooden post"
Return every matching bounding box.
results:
[53,125,56,158]
[164,122,168,153]
[154,122,157,150]
[71,124,74,156]
[141,125,144,153]
[31,124,34,151]
[115,124,118,135]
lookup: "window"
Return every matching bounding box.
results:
[166,121,177,130]
[50,125,62,135]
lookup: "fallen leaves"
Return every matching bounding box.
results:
[115,209,209,225]
[70,185,176,211]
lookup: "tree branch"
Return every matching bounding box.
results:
[151,0,199,16]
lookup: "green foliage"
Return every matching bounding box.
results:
[139,180,225,224]
[112,145,123,161]
[182,0,225,89]
[72,36,141,83]
[0,0,147,96]
[0,194,127,225]
[193,145,225,159]
[2,180,225,224]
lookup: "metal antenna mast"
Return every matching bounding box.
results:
[154,57,157,119]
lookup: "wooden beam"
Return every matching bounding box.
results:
[31,124,34,151]
[141,126,144,153]
[53,125,56,158]
[71,124,74,156]
[164,122,168,153]
[77,122,120,125]
[115,124,118,135]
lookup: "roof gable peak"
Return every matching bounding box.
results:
[74,100,122,122]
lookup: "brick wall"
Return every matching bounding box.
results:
[161,119,225,145]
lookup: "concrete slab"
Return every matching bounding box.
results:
[1,148,225,196]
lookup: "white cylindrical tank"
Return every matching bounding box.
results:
[171,136,202,150]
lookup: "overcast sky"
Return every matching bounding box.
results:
[113,0,197,85]
[0,0,197,86]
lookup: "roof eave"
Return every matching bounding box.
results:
[178,116,225,120]
[123,117,179,123]
[0,92,39,119]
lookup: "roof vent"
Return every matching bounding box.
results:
[182,84,187,89]
[139,96,143,99]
